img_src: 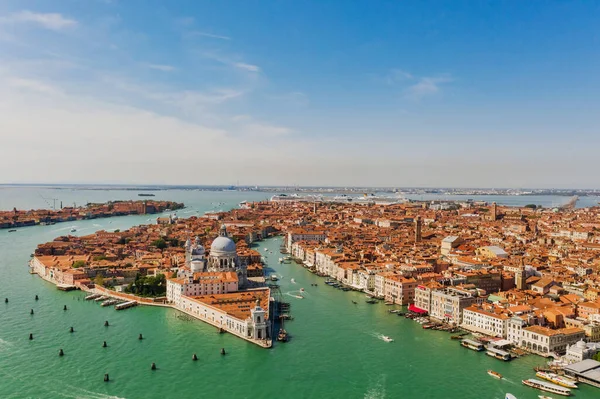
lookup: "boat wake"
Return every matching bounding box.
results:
[63,386,127,399]
[285,291,304,299]
[364,374,387,399]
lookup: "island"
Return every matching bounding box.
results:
[1,200,184,230]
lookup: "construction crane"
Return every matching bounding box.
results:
[37,193,59,210]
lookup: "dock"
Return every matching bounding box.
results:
[57,284,77,291]
[115,300,138,310]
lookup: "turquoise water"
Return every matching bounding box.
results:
[1,189,598,398]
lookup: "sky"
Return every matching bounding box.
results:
[0,1,599,188]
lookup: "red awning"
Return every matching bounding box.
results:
[408,304,428,314]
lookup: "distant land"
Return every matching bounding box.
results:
[1,183,600,196]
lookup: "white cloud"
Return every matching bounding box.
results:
[233,62,260,72]
[2,10,77,31]
[145,64,176,72]
[187,31,231,41]
[405,75,453,100]
[7,77,62,94]
[385,69,413,84]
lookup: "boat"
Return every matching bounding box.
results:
[461,339,485,351]
[381,335,394,342]
[535,372,578,389]
[488,370,503,379]
[365,299,377,304]
[8,229,17,232]
[290,278,296,284]
[138,193,155,197]
[94,296,108,302]
[351,300,358,304]
[85,293,101,300]
[264,248,268,251]
[505,395,517,399]
[70,228,76,232]
[538,396,554,399]
[270,275,278,281]
[277,328,288,342]
[300,288,305,292]
[522,379,571,396]
[279,258,283,263]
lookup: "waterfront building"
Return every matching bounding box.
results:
[178,289,271,347]
[413,281,443,314]
[520,325,585,356]
[429,286,485,324]
[166,272,239,307]
[461,305,510,337]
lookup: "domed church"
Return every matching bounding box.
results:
[185,225,247,287]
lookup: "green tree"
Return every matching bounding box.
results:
[593,351,600,362]
[94,274,105,287]
[93,255,107,261]
[525,204,537,209]
[72,260,86,268]
[151,239,167,250]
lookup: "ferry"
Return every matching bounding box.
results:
[522,379,571,396]
[381,335,394,342]
[535,372,578,389]
[487,370,503,379]
[461,339,485,351]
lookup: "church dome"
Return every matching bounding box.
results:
[211,236,236,254]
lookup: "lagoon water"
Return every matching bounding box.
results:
[0,188,598,398]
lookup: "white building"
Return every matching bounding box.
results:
[462,305,510,337]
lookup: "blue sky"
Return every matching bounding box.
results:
[0,1,599,187]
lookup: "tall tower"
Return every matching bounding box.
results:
[515,268,526,290]
[415,216,422,243]
[250,298,267,340]
[491,202,498,221]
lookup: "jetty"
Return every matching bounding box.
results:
[115,300,138,310]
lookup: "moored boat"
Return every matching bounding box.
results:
[85,293,101,300]
[535,372,578,389]
[487,370,503,379]
[522,379,571,396]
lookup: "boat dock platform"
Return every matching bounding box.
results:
[115,300,138,310]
